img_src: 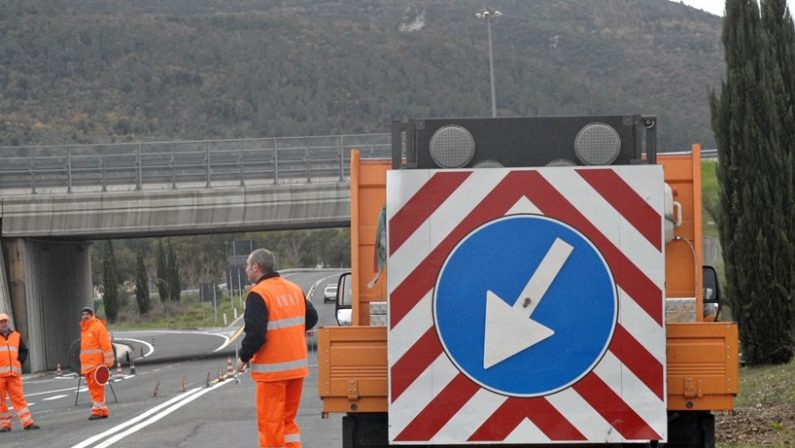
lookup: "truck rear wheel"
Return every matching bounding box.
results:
[667,411,715,448]
[343,413,388,448]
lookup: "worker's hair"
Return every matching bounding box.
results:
[249,248,276,274]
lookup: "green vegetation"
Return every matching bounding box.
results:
[735,360,795,407]
[107,290,245,330]
[701,160,719,237]
[710,0,795,365]
[0,0,723,151]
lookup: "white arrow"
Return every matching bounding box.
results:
[483,238,574,369]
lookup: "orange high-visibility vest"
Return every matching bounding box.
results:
[80,316,114,375]
[0,331,22,378]
[249,277,308,382]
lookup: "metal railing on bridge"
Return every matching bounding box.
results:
[0,134,391,194]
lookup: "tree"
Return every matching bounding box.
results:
[761,0,795,332]
[167,239,181,303]
[102,240,120,323]
[156,240,169,304]
[710,0,794,364]
[134,249,151,315]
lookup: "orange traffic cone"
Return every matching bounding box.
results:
[116,361,123,376]
[226,357,234,375]
[56,363,62,376]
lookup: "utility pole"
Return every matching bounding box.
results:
[476,8,502,117]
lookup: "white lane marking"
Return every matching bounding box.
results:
[116,331,230,354]
[26,386,88,398]
[70,388,204,448]
[43,394,69,401]
[113,337,155,358]
[72,380,232,448]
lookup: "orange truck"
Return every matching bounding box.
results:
[319,116,738,448]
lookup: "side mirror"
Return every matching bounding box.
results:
[335,272,353,326]
[702,265,721,320]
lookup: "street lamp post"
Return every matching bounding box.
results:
[476,8,501,118]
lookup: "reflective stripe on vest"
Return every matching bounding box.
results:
[249,358,308,374]
[267,316,305,330]
[81,348,103,355]
[0,346,18,353]
[285,433,301,443]
[0,366,21,374]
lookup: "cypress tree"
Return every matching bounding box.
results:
[134,249,151,315]
[156,240,169,305]
[761,0,795,332]
[102,240,120,323]
[710,0,794,364]
[167,239,182,303]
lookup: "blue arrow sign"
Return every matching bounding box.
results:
[433,214,617,397]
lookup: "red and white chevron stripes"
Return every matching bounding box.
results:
[386,166,667,444]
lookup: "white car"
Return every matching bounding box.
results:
[323,284,338,303]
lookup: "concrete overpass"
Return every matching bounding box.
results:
[0,134,389,372]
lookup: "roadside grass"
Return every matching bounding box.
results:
[734,359,795,408]
[718,359,795,448]
[105,291,246,330]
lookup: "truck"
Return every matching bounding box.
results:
[318,115,739,448]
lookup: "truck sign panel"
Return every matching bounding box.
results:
[386,166,666,444]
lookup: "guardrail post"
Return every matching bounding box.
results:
[170,151,176,189]
[305,142,311,183]
[273,138,279,184]
[136,144,143,190]
[29,152,36,194]
[66,146,73,193]
[100,152,107,192]
[238,145,245,187]
[338,135,344,181]
[205,142,211,188]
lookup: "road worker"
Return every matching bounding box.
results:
[79,307,114,420]
[237,249,318,448]
[0,312,40,432]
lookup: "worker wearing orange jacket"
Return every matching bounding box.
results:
[0,312,40,432]
[237,249,318,448]
[80,307,114,420]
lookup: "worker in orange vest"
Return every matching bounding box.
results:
[0,312,40,432]
[237,249,318,448]
[79,307,114,420]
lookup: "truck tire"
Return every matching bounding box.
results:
[343,413,388,448]
[666,411,715,448]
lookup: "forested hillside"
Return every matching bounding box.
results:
[1,0,723,150]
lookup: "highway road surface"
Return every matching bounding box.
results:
[1,269,349,447]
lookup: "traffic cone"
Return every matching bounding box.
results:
[56,363,62,376]
[116,361,123,377]
[226,357,234,375]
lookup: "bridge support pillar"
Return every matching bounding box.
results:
[0,246,14,328]
[2,238,92,372]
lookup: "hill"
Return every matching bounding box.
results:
[0,0,723,150]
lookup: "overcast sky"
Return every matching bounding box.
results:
[679,0,795,16]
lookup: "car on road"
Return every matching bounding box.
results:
[323,284,337,303]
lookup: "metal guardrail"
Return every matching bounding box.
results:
[0,134,391,194]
